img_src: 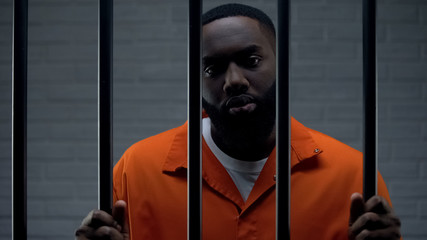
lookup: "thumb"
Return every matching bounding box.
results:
[112,200,129,234]
[349,192,365,226]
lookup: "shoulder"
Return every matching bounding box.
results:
[307,127,363,172]
[115,123,187,171]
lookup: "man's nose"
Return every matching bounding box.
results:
[223,62,249,95]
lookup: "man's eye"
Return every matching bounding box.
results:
[204,66,215,77]
[245,56,261,68]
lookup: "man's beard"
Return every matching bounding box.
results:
[202,82,276,146]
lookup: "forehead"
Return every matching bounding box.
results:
[202,16,273,57]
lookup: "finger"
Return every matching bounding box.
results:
[93,226,124,240]
[75,225,92,240]
[349,192,365,226]
[365,196,393,215]
[351,211,401,237]
[81,209,119,230]
[356,227,401,240]
[112,200,129,234]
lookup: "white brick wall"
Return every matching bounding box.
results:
[0,0,426,239]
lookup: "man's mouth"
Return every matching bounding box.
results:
[225,95,257,115]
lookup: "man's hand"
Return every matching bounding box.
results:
[75,200,130,240]
[348,193,401,240]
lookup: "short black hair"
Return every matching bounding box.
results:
[202,3,276,37]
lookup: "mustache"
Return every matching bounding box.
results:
[225,94,255,109]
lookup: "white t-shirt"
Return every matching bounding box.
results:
[202,118,267,202]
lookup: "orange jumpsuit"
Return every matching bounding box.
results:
[113,118,393,240]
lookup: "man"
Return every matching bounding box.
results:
[76,4,401,240]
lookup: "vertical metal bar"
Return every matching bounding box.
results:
[12,0,28,239]
[98,0,113,213]
[188,0,202,239]
[276,0,291,240]
[362,0,378,200]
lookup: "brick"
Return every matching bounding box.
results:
[314,122,361,142]
[389,103,427,120]
[74,183,97,198]
[28,219,79,237]
[0,2,12,24]
[291,83,361,101]
[28,200,46,217]
[378,5,418,23]
[421,162,427,179]
[379,83,422,101]
[0,183,10,197]
[28,141,97,160]
[388,25,427,42]
[291,64,326,81]
[327,24,362,41]
[290,103,325,121]
[389,63,427,81]
[28,62,97,83]
[379,123,422,140]
[46,200,96,217]
[115,24,187,42]
[399,219,427,237]
[115,83,186,101]
[0,220,11,236]
[391,200,418,217]
[420,201,427,217]
[297,5,358,23]
[0,161,11,179]
[392,142,427,161]
[115,43,170,61]
[325,104,362,121]
[0,26,11,43]
[50,123,97,140]
[28,182,76,199]
[46,163,97,180]
[377,43,420,62]
[115,104,186,121]
[297,43,358,61]
[47,84,96,101]
[421,6,427,24]
[29,5,97,24]
[46,44,97,62]
[379,163,419,179]
[0,66,11,86]
[115,3,170,23]
[378,143,393,162]
[327,63,363,82]
[422,44,427,59]
[29,24,97,43]
[291,24,324,41]
[390,182,427,197]
[0,199,11,217]
[114,62,186,82]
[28,163,45,181]
[28,104,97,120]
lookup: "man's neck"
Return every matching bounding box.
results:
[210,124,276,161]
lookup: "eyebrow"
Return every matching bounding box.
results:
[202,45,261,66]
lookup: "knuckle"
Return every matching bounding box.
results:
[362,212,379,224]
[393,216,402,227]
[357,229,371,240]
[91,210,102,220]
[75,226,89,237]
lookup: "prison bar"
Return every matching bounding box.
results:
[12,0,28,239]
[362,0,378,201]
[98,0,113,213]
[276,0,291,239]
[187,0,203,239]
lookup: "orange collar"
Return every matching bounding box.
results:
[162,117,322,172]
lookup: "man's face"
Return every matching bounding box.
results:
[202,16,276,139]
